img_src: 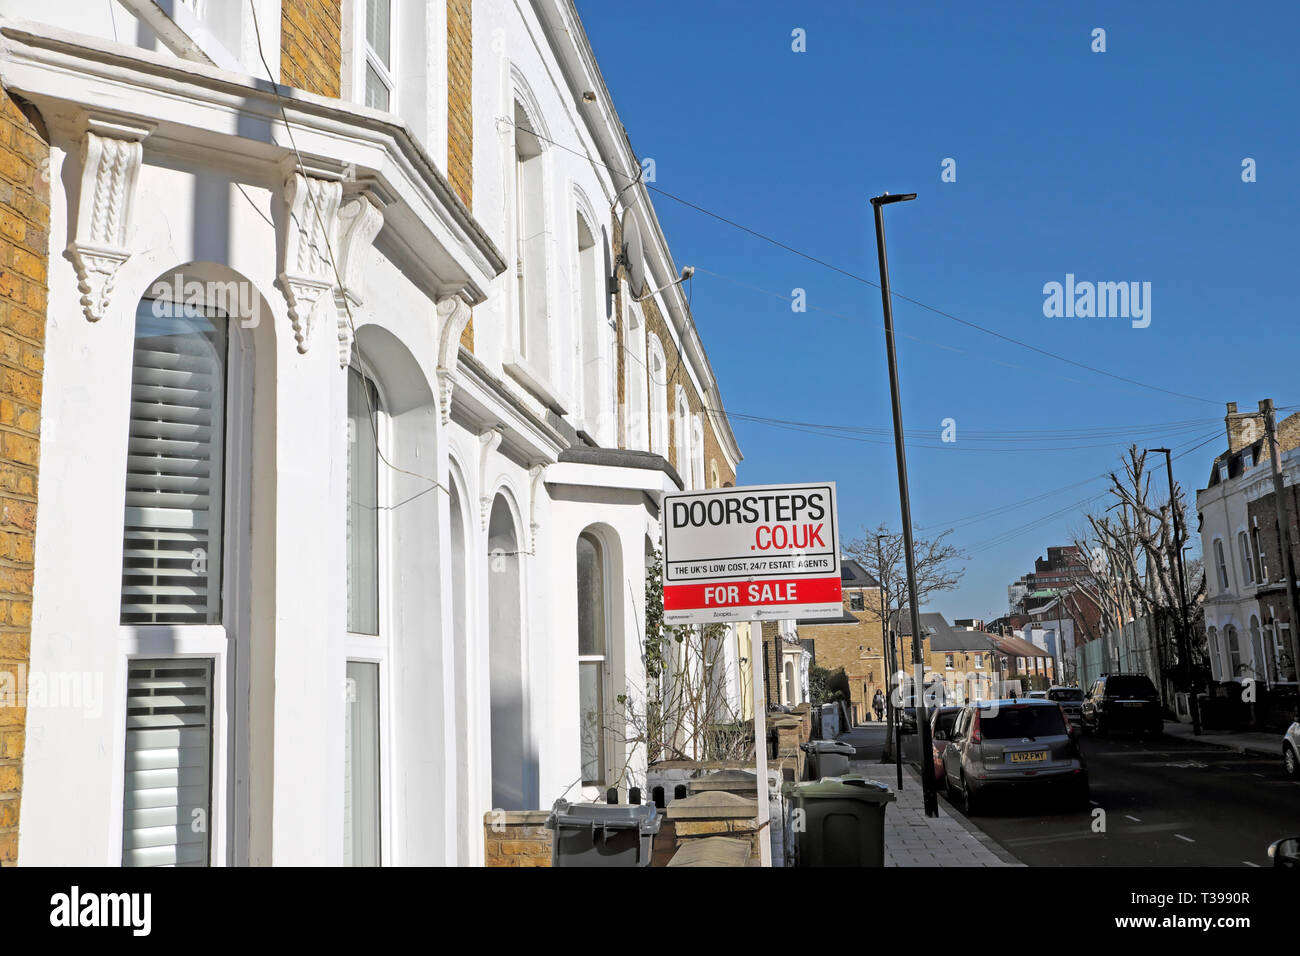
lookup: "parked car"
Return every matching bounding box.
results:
[929,706,964,784]
[1048,685,1084,723]
[1283,722,1300,778]
[1270,837,1300,867]
[1027,690,1048,699]
[1081,674,1163,737]
[941,699,1089,815]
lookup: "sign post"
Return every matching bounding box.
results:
[662,482,842,867]
[662,482,843,625]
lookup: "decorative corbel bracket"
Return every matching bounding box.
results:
[478,426,504,530]
[528,462,547,555]
[332,186,385,367]
[435,294,473,424]
[66,117,153,322]
[277,170,342,353]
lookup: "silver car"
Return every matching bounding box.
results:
[1284,722,1300,778]
[941,699,1089,815]
[1047,685,1084,723]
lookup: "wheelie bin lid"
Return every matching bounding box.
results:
[545,799,662,834]
[783,774,896,803]
[800,739,856,755]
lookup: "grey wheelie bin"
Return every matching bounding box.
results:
[801,739,855,779]
[783,775,895,867]
[544,799,661,867]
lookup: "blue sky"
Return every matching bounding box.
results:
[576,0,1299,621]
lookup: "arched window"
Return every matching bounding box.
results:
[1239,531,1257,585]
[674,386,691,483]
[783,660,796,706]
[121,298,228,625]
[691,415,705,490]
[709,459,719,490]
[1226,624,1243,677]
[648,335,668,458]
[575,210,602,436]
[345,363,383,867]
[120,289,239,868]
[1213,539,1230,591]
[512,99,548,375]
[1206,626,1220,679]
[624,300,648,450]
[1249,614,1266,681]
[577,532,608,786]
[347,365,381,636]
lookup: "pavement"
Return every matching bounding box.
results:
[839,722,1022,867]
[1163,719,1279,756]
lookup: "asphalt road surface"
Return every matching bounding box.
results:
[847,721,1295,865]
[949,732,1295,866]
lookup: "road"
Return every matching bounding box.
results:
[848,721,1296,866]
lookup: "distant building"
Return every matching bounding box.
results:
[1196,400,1300,687]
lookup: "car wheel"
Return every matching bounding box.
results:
[1285,744,1300,779]
[960,774,979,816]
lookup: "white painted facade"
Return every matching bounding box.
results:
[1197,445,1298,685]
[4,0,740,866]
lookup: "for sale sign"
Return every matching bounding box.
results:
[661,482,843,625]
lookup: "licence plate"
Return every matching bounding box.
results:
[1008,751,1048,763]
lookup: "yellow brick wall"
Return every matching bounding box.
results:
[280,0,342,98]
[0,88,49,866]
[448,0,474,352]
[483,811,552,867]
[799,587,888,720]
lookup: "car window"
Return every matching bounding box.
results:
[978,705,1067,739]
[1048,688,1083,702]
[1105,676,1157,699]
[935,711,958,737]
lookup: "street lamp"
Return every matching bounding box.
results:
[877,534,903,790]
[1145,447,1202,735]
[869,191,938,816]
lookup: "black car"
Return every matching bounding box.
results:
[1081,674,1163,737]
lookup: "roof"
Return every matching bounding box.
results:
[987,633,1050,657]
[895,612,998,652]
[841,559,879,589]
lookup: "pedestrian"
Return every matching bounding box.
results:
[873,688,885,722]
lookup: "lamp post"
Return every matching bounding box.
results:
[870,191,937,816]
[1146,447,1202,735]
[878,534,903,789]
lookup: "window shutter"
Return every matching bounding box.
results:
[121,659,214,867]
[121,304,226,625]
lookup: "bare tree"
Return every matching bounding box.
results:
[1070,445,1207,686]
[843,524,965,633]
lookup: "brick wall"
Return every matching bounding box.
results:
[0,89,49,866]
[799,587,887,720]
[280,0,342,98]
[447,0,474,352]
[483,810,552,867]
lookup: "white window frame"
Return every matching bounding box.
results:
[1214,539,1230,591]
[344,367,393,866]
[343,0,398,111]
[577,530,611,793]
[1238,530,1256,585]
[647,334,668,459]
[675,386,691,484]
[110,290,253,867]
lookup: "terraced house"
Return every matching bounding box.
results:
[0,0,740,866]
